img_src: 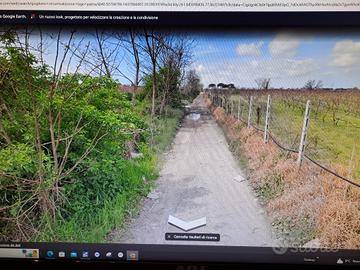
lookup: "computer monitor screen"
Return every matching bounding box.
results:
[0,1,359,267]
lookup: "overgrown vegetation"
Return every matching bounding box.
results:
[209,100,360,249]
[0,28,200,242]
[254,172,285,204]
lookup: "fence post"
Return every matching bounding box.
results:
[347,144,356,179]
[264,95,271,143]
[227,98,230,114]
[247,96,253,128]
[226,98,228,113]
[297,100,311,166]
[237,96,241,120]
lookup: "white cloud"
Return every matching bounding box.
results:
[236,41,264,56]
[286,58,316,76]
[194,64,205,73]
[269,33,300,58]
[330,40,360,68]
[196,57,317,88]
[250,60,259,67]
[257,58,317,79]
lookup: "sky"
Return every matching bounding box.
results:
[190,30,360,88]
[13,27,360,89]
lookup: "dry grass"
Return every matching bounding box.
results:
[318,174,360,249]
[210,101,360,249]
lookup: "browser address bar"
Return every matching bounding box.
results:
[0,0,360,12]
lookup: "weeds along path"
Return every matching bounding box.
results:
[108,94,277,246]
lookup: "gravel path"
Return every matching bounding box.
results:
[108,94,277,246]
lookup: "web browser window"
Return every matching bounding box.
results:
[0,0,359,267]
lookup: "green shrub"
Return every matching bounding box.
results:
[255,172,285,203]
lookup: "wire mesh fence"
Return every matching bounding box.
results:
[208,89,360,188]
[304,96,360,183]
[270,97,305,152]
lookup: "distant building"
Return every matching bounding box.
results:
[118,84,143,94]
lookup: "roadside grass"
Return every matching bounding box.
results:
[149,107,183,155]
[36,106,183,243]
[228,94,360,180]
[210,101,360,249]
[37,156,156,243]
[228,139,249,175]
[272,216,316,246]
[254,172,285,204]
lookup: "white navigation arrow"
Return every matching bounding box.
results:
[168,215,206,232]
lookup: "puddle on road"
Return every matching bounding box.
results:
[186,113,201,121]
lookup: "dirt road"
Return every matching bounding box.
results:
[108,94,277,246]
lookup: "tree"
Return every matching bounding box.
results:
[139,32,193,115]
[128,29,141,102]
[255,78,271,90]
[143,29,165,117]
[157,35,193,114]
[112,29,143,103]
[183,69,202,100]
[142,65,182,115]
[304,79,323,90]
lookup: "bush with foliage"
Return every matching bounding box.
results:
[0,34,152,241]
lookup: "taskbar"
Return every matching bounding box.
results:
[0,10,360,26]
[0,243,359,266]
